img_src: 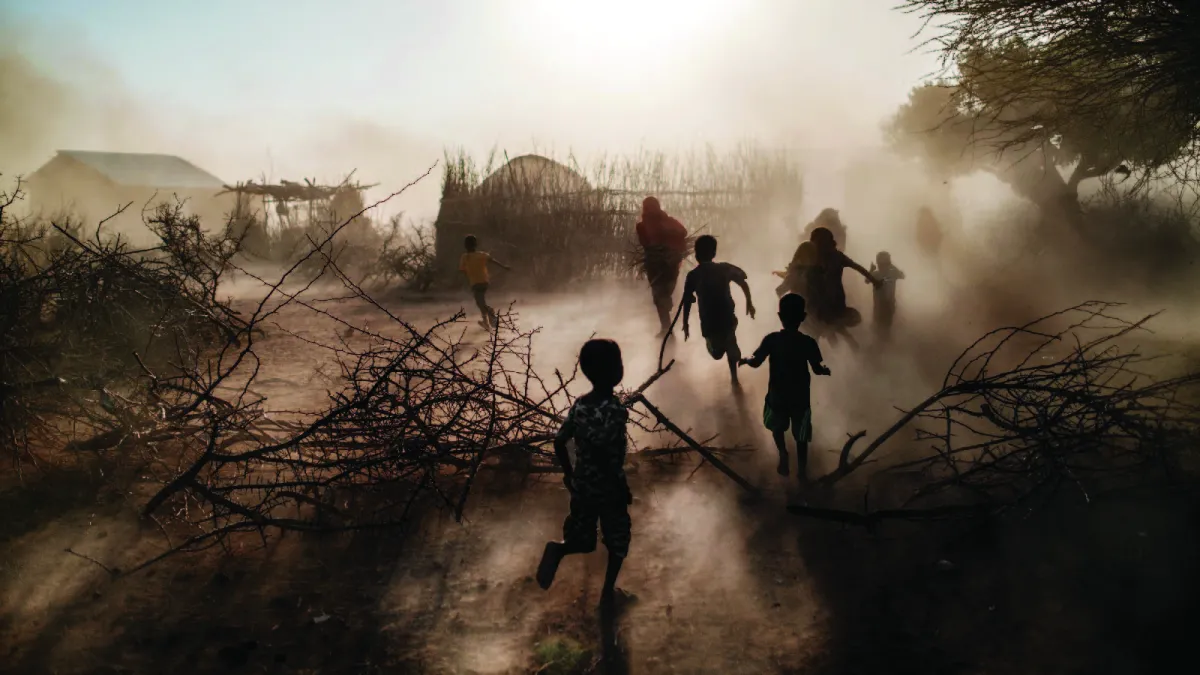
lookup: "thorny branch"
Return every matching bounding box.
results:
[797,301,1200,525]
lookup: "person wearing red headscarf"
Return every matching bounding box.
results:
[636,196,689,336]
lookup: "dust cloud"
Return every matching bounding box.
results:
[6,1,1199,671]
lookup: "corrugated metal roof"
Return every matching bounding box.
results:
[56,150,225,189]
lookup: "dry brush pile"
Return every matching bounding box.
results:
[792,302,1200,525]
[5,170,1199,571]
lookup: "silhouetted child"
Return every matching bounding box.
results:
[458,235,510,330]
[740,294,830,481]
[682,235,756,385]
[537,339,632,609]
[868,251,905,341]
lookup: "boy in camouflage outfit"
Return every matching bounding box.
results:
[537,339,632,608]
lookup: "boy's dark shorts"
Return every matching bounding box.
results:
[703,322,739,360]
[763,396,813,441]
[562,495,632,558]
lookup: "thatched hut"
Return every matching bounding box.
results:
[434,147,804,290]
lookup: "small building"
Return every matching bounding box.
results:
[25,150,235,247]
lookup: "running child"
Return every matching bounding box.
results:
[458,235,510,330]
[868,251,905,341]
[682,235,756,385]
[806,226,880,350]
[537,339,632,609]
[740,294,830,481]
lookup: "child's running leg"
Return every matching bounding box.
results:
[727,332,742,385]
[771,429,790,476]
[599,503,631,604]
[793,408,813,484]
[472,284,492,328]
[538,497,599,590]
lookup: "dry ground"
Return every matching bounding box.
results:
[2,276,1198,674]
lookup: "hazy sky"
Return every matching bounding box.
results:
[3,0,941,219]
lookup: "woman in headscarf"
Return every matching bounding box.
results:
[802,208,848,253]
[636,196,689,337]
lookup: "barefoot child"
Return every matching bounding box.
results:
[739,294,830,481]
[458,235,510,330]
[537,339,632,608]
[868,251,905,341]
[682,235,756,385]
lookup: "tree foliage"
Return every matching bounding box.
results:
[899,0,1200,156]
[888,39,1194,205]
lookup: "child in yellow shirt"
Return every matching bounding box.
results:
[459,235,510,330]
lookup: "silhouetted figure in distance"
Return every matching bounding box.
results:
[459,234,510,330]
[740,294,830,481]
[682,235,756,386]
[537,339,632,611]
[868,250,905,342]
[636,196,689,337]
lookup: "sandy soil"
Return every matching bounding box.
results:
[2,279,1198,674]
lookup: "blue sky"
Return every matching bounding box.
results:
[2,0,941,218]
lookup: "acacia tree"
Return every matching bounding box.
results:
[899,0,1200,150]
[887,39,1193,234]
[890,1,1200,233]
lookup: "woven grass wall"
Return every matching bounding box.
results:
[434,145,803,290]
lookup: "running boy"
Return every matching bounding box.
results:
[739,294,830,481]
[537,338,632,608]
[682,235,756,385]
[459,235,510,330]
[868,251,905,341]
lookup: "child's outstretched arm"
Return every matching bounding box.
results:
[739,336,770,368]
[488,254,511,271]
[846,256,882,287]
[733,274,756,318]
[808,341,831,375]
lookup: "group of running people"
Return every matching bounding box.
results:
[635,197,906,366]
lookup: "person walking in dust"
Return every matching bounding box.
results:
[682,235,757,386]
[868,251,905,342]
[458,235,510,330]
[636,196,689,338]
[537,339,633,611]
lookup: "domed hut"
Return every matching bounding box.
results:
[434,153,623,290]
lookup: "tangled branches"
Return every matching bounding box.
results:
[805,302,1200,523]
[0,179,247,466]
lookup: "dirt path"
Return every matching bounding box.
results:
[3,285,1198,673]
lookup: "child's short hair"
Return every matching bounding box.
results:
[464,235,478,251]
[876,251,892,265]
[579,339,624,389]
[810,226,835,249]
[779,293,807,327]
[694,235,717,261]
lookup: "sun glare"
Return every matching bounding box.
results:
[519,0,736,80]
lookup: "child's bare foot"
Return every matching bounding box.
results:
[599,587,637,612]
[536,542,565,590]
